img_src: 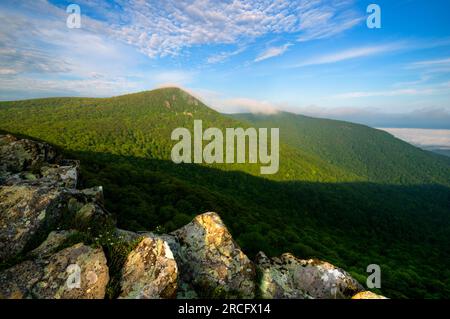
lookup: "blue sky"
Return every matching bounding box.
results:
[1,0,450,128]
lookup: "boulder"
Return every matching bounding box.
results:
[0,260,44,299]
[256,252,364,299]
[30,230,78,259]
[171,212,255,298]
[119,236,178,299]
[32,243,109,299]
[0,185,64,261]
[352,291,387,299]
[40,163,79,188]
[0,135,57,176]
[0,243,109,299]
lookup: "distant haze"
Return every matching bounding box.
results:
[379,128,450,151]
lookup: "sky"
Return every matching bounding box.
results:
[0,0,450,128]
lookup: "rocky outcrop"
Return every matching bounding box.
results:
[0,134,57,178]
[0,184,64,261]
[256,252,364,299]
[0,135,109,263]
[119,236,178,299]
[170,212,256,299]
[0,134,387,300]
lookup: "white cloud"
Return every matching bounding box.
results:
[221,97,280,114]
[380,128,450,149]
[409,57,450,68]
[407,57,450,74]
[335,88,436,99]
[292,43,404,68]
[94,0,360,59]
[189,88,280,114]
[152,71,194,86]
[207,47,246,64]
[255,43,291,62]
[335,82,450,99]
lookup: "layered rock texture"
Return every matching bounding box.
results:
[0,135,385,299]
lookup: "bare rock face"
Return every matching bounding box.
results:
[352,291,387,299]
[30,230,78,259]
[0,135,109,263]
[0,260,44,299]
[256,252,364,299]
[0,243,109,299]
[32,243,109,299]
[0,135,57,177]
[171,212,256,299]
[40,163,79,188]
[0,185,64,261]
[119,236,178,299]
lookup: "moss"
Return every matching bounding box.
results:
[103,235,143,299]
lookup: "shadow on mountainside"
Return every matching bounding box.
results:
[67,150,450,299]
[1,130,449,298]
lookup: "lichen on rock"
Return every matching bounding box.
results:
[256,252,364,299]
[0,243,109,299]
[171,212,256,299]
[119,236,178,299]
[352,291,387,299]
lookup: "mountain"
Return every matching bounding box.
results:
[429,148,450,158]
[1,87,449,298]
[0,88,358,182]
[233,112,450,185]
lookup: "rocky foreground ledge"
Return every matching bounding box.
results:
[0,134,386,299]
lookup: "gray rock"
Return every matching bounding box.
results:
[0,260,44,299]
[32,243,109,299]
[30,230,78,259]
[41,164,79,188]
[0,135,57,176]
[119,236,178,299]
[0,185,64,261]
[0,243,109,299]
[352,291,387,299]
[256,252,364,299]
[171,212,256,299]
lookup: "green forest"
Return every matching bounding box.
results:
[0,87,449,298]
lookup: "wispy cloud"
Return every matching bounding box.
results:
[207,47,246,64]
[255,43,292,62]
[409,57,450,68]
[335,82,450,99]
[291,43,404,68]
[335,88,435,99]
[407,57,450,74]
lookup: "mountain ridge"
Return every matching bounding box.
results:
[1,87,449,298]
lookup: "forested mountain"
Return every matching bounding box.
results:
[1,87,449,298]
[233,112,450,185]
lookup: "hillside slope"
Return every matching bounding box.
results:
[0,88,358,183]
[1,88,449,298]
[233,112,450,186]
